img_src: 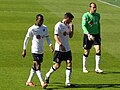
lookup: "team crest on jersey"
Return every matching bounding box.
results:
[56,58,60,63]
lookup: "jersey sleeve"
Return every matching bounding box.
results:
[54,23,59,35]
[23,27,33,50]
[45,27,52,46]
[82,13,89,34]
[46,36,52,46]
[26,27,33,38]
[45,26,49,37]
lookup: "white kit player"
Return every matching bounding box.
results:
[22,14,54,89]
[45,12,74,87]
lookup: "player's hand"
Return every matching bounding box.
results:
[50,45,54,53]
[22,50,26,58]
[60,44,66,51]
[87,34,94,41]
[69,23,74,31]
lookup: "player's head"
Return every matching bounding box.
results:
[89,2,97,14]
[64,12,74,24]
[35,14,44,26]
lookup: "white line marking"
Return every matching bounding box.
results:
[97,0,120,8]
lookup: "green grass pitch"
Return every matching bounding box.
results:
[0,0,120,90]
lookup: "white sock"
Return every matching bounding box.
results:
[36,70,44,85]
[46,66,55,78]
[27,68,35,82]
[95,55,100,69]
[65,67,72,84]
[83,55,88,70]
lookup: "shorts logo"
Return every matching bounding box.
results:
[84,45,87,48]
[37,57,40,60]
[56,58,60,63]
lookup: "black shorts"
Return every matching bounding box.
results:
[83,34,101,49]
[32,53,43,62]
[53,51,72,63]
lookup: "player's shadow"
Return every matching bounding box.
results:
[102,71,120,74]
[45,71,120,90]
[73,84,120,89]
[46,83,120,90]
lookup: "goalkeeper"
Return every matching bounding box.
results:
[82,2,103,73]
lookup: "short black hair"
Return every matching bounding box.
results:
[64,12,74,19]
[36,14,44,20]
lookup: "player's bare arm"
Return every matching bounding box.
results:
[49,45,54,53]
[54,34,66,51]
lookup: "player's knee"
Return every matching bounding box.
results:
[53,63,60,69]
[33,61,40,71]
[66,66,72,70]
[84,54,88,57]
[84,50,89,56]
[35,65,40,71]
[96,50,101,55]
[66,60,71,64]
[32,65,40,71]
[32,66,36,71]
[66,60,72,67]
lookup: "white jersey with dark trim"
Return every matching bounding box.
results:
[23,24,51,54]
[54,21,71,52]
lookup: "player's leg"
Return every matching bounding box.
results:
[83,49,90,73]
[64,51,73,86]
[35,61,44,84]
[93,34,103,73]
[34,60,47,88]
[45,63,61,83]
[45,51,61,83]
[65,59,72,86]
[28,53,47,88]
[82,34,92,73]
[26,65,36,86]
[94,45,103,73]
[26,53,38,86]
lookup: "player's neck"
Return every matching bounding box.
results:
[89,11,96,15]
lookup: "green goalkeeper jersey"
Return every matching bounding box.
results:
[82,12,100,34]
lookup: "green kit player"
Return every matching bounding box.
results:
[82,2,103,73]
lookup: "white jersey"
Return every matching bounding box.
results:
[54,21,71,52]
[23,24,52,54]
